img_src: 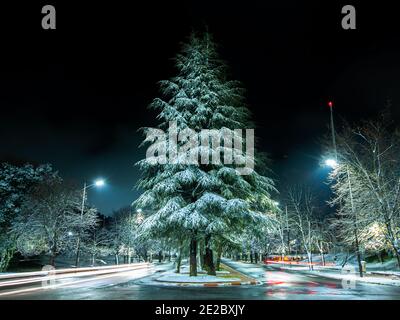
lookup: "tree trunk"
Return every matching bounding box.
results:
[250,251,254,263]
[115,254,119,265]
[75,236,81,267]
[321,251,326,266]
[176,245,183,273]
[158,250,162,263]
[203,234,216,275]
[384,222,400,268]
[354,232,363,277]
[390,239,400,268]
[0,247,15,272]
[49,241,57,267]
[199,240,205,270]
[254,251,259,264]
[378,251,383,264]
[394,250,400,269]
[189,237,197,276]
[307,251,313,271]
[342,251,349,268]
[216,242,223,271]
[49,253,56,267]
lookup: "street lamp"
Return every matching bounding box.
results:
[325,158,338,169]
[75,178,106,268]
[94,179,105,187]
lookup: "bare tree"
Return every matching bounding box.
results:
[314,217,334,266]
[287,185,316,270]
[86,227,111,266]
[328,114,400,268]
[12,180,98,266]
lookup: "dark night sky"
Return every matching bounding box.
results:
[1,1,400,214]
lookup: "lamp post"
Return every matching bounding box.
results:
[326,101,364,277]
[75,179,105,268]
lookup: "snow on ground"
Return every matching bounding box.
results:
[156,274,241,283]
[302,253,399,272]
[266,261,400,287]
[223,258,400,287]
[221,259,267,280]
[370,270,400,276]
[155,263,241,283]
[316,271,400,287]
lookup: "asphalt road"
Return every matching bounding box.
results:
[1,261,400,300]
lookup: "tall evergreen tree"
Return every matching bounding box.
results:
[135,32,276,276]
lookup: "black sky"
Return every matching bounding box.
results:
[1,1,400,214]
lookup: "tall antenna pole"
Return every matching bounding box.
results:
[328,101,337,160]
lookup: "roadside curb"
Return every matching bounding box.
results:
[150,263,262,287]
[170,279,261,287]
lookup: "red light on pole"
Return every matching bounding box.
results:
[328,101,333,108]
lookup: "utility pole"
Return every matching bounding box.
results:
[328,101,363,277]
[75,181,87,268]
[347,165,363,277]
[74,179,105,268]
[285,205,291,255]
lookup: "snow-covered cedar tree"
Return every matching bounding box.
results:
[0,163,57,271]
[134,32,277,276]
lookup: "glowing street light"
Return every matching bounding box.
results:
[75,178,106,267]
[325,159,338,169]
[94,179,105,187]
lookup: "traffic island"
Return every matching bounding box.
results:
[152,264,261,287]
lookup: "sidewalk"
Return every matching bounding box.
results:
[221,258,400,287]
[265,261,400,287]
